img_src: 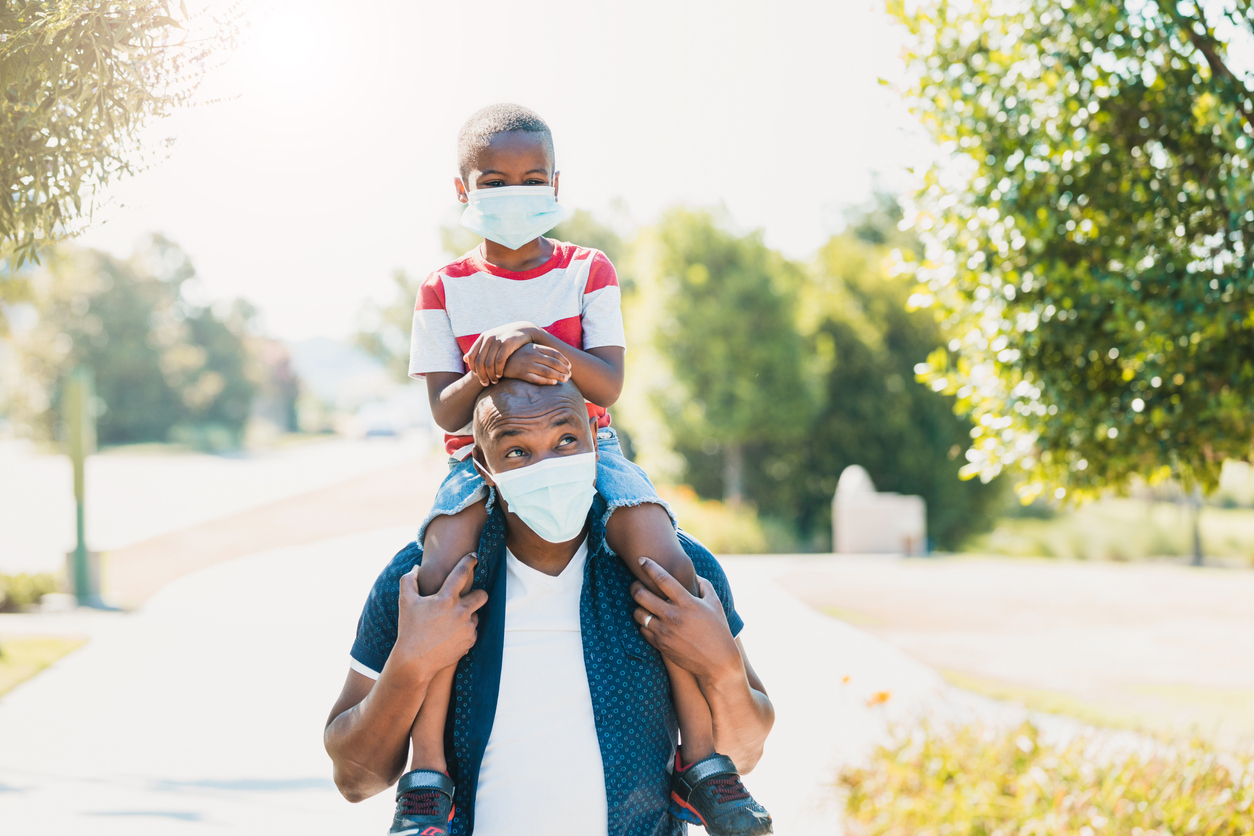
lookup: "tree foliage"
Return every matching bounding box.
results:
[0,1,237,318]
[632,200,1003,548]
[895,0,1254,501]
[633,208,812,504]
[3,236,258,446]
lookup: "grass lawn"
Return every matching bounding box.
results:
[0,636,87,699]
[965,497,1254,562]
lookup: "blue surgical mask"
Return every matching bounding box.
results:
[477,452,597,543]
[460,185,571,250]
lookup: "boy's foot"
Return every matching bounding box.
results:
[389,769,455,836]
[669,752,772,836]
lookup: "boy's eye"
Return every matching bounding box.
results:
[504,448,526,458]
[525,178,546,185]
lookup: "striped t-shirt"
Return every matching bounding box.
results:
[409,240,625,458]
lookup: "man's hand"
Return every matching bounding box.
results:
[631,557,742,683]
[501,343,572,386]
[394,554,489,678]
[463,322,539,386]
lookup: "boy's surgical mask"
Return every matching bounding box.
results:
[460,185,570,251]
[476,452,596,543]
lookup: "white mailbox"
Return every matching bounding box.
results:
[832,465,927,556]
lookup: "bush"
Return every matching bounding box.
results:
[0,573,61,612]
[659,485,802,555]
[840,721,1254,835]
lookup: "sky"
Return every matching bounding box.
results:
[78,0,926,342]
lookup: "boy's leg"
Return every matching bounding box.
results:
[408,499,489,773]
[605,502,714,764]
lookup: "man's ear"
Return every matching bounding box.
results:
[590,417,599,463]
[454,176,470,204]
[472,445,495,487]
[553,170,560,201]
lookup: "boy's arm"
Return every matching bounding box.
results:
[426,371,485,434]
[463,323,624,408]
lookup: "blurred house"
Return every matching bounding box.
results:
[832,465,926,556]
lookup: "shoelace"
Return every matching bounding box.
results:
[707,775,751,804]
[398,789,442,817]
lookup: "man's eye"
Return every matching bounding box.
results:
[557,435,576,447]
[505,448,525,458]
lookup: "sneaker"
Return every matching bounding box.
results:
[389,769,455,836]
[669,752,772,836]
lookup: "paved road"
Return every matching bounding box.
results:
[0,534,969,835]
[0,434,434,575]
[780,555,1254,747]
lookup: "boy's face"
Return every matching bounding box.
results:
[455,130,559,204]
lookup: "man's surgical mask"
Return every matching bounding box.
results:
[477,452,596,543]
[460,185,571,251]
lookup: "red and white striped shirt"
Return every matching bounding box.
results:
[409,240,625,458]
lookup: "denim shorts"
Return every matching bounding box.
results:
[417,427,675,547]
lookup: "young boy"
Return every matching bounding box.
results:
[393,104,772,835]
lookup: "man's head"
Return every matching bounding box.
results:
[454,104,558,203]
[471,378,596,477]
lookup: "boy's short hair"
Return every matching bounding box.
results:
[457,103,555,182]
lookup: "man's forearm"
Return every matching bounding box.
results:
[699,657,775,773]
[324,661,433,801]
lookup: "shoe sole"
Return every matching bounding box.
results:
[669,791,707,825]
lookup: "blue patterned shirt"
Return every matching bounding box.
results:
[350,495,744,835]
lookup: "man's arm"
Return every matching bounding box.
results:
[630,559,775,772]
[324,556,487,801]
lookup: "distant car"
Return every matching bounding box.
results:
[355,402,406,437]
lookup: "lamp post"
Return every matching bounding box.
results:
[63,366,102,606]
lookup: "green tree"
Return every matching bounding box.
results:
[633,208,812,504]
[0,1,236,322]
[895,0,1254,511]
[5,236,257,446]
[790,211,1004,549]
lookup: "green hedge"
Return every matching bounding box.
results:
[841,721,1254,835]
[0,573,60,612]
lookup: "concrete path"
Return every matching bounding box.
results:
[0,534,967,835]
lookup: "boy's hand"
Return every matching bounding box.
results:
[463,322,539,385]
[502,343,572,385]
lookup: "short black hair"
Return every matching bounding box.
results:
[456,103,555,182]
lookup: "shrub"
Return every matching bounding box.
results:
[840,721,1254,835]
[0,573,61,612]
[659,485,803,554]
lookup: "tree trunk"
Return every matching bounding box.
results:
[1190,487,1205,567]
[723,442,744,506]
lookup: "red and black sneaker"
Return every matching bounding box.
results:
[669,752,772,836]
[389,769,455,836]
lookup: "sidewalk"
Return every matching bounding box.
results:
[0,531,974,835]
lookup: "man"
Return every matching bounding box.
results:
[324,379,775,835]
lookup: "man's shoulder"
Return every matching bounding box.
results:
[361,542,424,620]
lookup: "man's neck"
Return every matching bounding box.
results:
[482,236,554,273]
[504,522,588,578]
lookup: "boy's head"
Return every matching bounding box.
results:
[455,104,557,201]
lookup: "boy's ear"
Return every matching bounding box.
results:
[454,176,469,204]
[472,446,495,487]
[553,171,560,201]
[589,416,599,462]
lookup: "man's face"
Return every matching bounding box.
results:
[473,381,596,480]
[455,130,559,203]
